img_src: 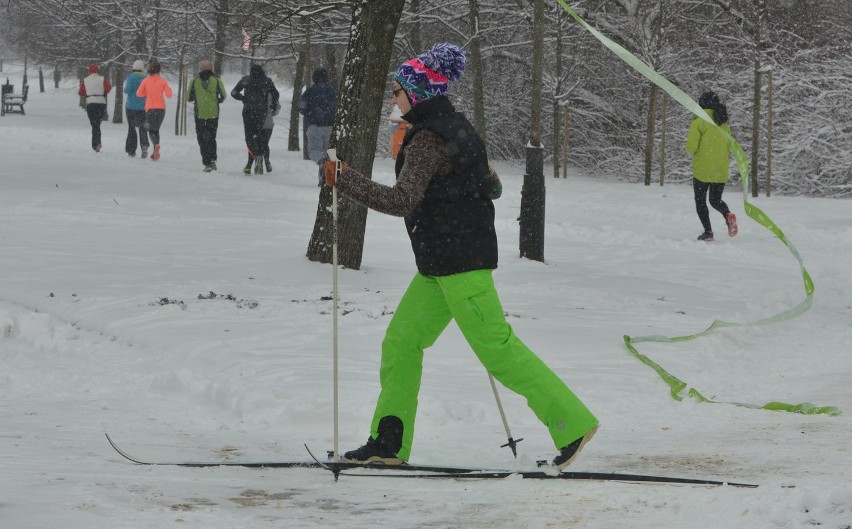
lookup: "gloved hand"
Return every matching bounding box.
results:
[323,159,347,187]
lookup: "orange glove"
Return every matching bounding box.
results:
[323,159,347,187]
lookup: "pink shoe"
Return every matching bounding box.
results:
[726,212,738,237]
[151,144,161,161]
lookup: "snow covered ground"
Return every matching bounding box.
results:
[1,66,851,529]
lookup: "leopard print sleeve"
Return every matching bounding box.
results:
[336,130,451,217]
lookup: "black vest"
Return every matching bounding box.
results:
[396,97,497,276]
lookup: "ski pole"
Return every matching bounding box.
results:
[487,372,522,457]
[327,148,341,463]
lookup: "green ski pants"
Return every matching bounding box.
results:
[369,270,598,461]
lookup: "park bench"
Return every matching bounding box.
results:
[1,83,29,116]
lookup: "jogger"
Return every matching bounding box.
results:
[136,62,173,161]
[78,64,112,152]
[686,90,737,241]
[123,60,148,157]
[231,64,279,174]
[187,59,227,171]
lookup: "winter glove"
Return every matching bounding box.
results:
[323,159,347,187]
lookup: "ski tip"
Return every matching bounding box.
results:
[105,433,147,465]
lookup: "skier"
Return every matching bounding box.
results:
[686,90,738,241]
[299,68,337,184]
[78,64,112,152]
[231,64,279,174]
[187,59,227,172]
[123,60,149,158]
[323,43,598,469]
[135,62,173,162]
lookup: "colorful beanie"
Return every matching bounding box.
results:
[394,43,466,105]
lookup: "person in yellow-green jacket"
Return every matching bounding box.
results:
[686,91,738,241]
[187,59,227,172]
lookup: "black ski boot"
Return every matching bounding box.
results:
[553,424,598,470]
[342,416,404,465]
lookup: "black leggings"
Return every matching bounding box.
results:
[85,103,106,148]
[693,178,730,233]
[145,109,166,145]
[247,128,272,165]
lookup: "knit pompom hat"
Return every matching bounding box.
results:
[394,43,466,105]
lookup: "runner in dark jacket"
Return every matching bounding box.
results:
[231,64,279,174]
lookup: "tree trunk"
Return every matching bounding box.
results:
[766,68,773,197]
[306,0,406,269]
[38,67,45,93]
[112,64,124,124]
[468,0,486,140]
[644,84,658,186]
[519,0,546,262]
[562,104,569,179]
[213,0,230,76]
[750,0,766,197]
[553,8,563,179]
[288,50,306,152]
[659,95,667,186]
[528,0,544,148]
[301,16,313,160]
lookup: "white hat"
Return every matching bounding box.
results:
[132,60,145,71]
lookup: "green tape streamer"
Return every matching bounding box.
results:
[553,0,838,416]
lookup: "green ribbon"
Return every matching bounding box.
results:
[553,0,839,416]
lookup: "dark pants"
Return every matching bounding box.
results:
[693,178,730,233]
[125,109,149,155]
[194,118,219,166]
[242,111,265,160]
[247,127,272,165]
[146,108,166,146]
[86,103,107,148]
[259,127,272,159]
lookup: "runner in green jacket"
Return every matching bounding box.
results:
[187,59,227,172]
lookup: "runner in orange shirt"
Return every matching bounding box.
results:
[136,62,173,161]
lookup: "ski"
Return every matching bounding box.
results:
[106,433,320,469]
[105,435,757,487]
[304,444,758,487]
[107,434,494,473]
